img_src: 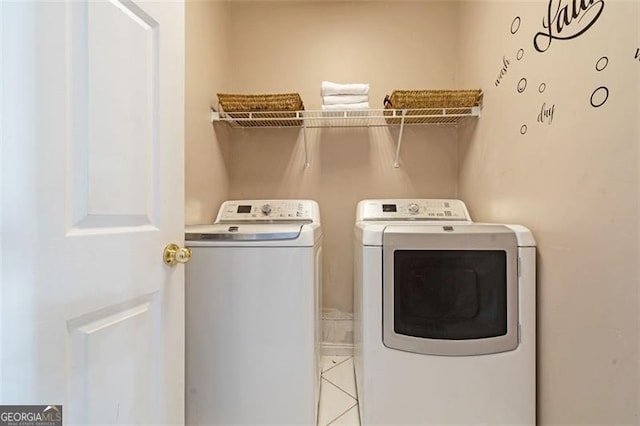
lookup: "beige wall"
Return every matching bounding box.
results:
[457,1,640,423]
[185,0,231,225]
[227,1,460,110]
[223,1,461,313]
[185,0,640,420]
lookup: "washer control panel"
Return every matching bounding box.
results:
[216,200,316,223]
[359,199,471,221]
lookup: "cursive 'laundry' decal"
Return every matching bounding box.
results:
[533,0,605,53]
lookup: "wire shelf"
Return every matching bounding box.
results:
[210,107,481,128]
[209,105,482,168]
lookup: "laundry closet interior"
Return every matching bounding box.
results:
[184,1,640,425]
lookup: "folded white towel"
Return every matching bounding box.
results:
[321,81,370,96]
[321,102,370,111]
[322,95,369,105]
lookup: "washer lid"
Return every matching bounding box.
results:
[186,223,303,242]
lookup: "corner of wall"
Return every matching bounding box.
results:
[185,0,231,225]
[225,0,233,91]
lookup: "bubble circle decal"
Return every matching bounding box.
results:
[590,86,609,108]
[517,78,528,93]
[539,83,546,93]
[511,17,521,34]
[595,56,608,72]
[520,124,528,135]
[516,49,525,61]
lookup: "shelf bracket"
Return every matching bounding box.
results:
[393,110,407,168]
[302,116,310,169]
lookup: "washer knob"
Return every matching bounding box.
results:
[408,203,420,215]
[261,204,272,216]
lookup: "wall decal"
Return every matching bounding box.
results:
[537,102,556,124]
[533,0,605,53]
[590,86,609,107]
[517,78,528,93]
[511,16,522,34]
[497,17,523,88]
[595,56,608,71]
[501,1,634,136]
[495,56,511,87]
[590,56,609,108]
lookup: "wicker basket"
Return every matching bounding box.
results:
[217,93,304,112]
[383,89,482,124]
[217,93,305,127]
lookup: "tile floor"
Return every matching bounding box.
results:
[318,356,360,426]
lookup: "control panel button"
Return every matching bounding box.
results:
[407,203,420,215]
[261,204,272,216]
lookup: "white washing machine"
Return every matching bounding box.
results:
[354,199,536,425]
[185,200,322,425]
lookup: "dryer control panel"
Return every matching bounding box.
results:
[358,199,471,222]
[216,200,318,223]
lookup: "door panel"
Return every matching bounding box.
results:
[1,1,184,423]
[68,0,159,230]
[382,225,519,356]
[66,294,158,425]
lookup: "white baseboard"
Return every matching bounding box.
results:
[321,308,354,356]
[322,308,353,340]
[320,341,354,357]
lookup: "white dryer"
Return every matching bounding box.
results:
[185,200,322,425]
[354,199,536,425]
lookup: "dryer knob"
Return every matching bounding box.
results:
[261,204,272,216]
[408,203,420,214]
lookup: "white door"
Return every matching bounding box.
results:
[1,1,185,424]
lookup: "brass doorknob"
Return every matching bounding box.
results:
[163,243,191,266]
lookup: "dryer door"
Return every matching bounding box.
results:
[382,225,519,356]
